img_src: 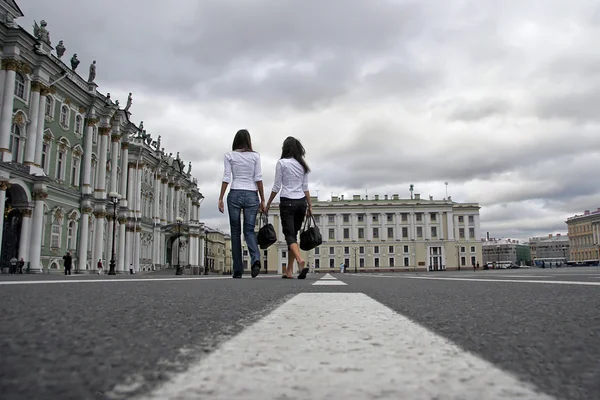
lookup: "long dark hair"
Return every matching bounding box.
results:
[232,129,253,152]
[281,136,310,173]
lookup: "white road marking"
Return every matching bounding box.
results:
[0,276,242,285]
[320,273,337,280]
[312,273,348,286]
[364,275,600,286]
[495,275,553,278]
[138,293,553,400]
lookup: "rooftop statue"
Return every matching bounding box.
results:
[124,93,133,112]
[33,20,51,45]
[70,53,80,71]
[55,40,66,58]
[88,60,96,83]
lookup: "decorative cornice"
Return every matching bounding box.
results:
[106,215,114,221]
[21,209,33,218]
[18,61,32,75]
[168,182,174,188]
[64,98,71,105]
[81,207,93,214]
[111,134,121,142]
[86,117,99,127]
[118,217,128,224]
[137,163,145,169]
[127,162,137,169]
[121,142,129,150]
[174,185,181,191]
[1,58,18,71]
[40,86,51,96]
[78,106,86,114]
[161,178,169,184]
[93,211,107,219]
[32,189,48,200]
[0,181,11,191]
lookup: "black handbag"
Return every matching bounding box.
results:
[300,214,322,251]
[257,213,277,249]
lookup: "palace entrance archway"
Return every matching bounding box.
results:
[1,184,29,270]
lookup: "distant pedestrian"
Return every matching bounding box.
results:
[63,252,72,275]
[97,258,103,274]
[17,258,24,274]
[218,129,266,279]
[265,136,313,280]
[340,262,345,274]
[9,257,17,274]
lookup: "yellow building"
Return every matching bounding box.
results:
[203,226,226,274]
[224,234,232,274]
[263,193,482,274]
[566,209,600,263]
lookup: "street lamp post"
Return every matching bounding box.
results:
[108,192,121,275]
[175,216,183,275]
[352,246,358,273]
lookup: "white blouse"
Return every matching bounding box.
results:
[222,151,262,191]
[271,158,309,199]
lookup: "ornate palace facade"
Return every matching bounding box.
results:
[0,1,206,273]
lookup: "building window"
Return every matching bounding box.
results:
[45,96,54,116]
[458,216,464,223]
[359,246,364,254]
[71,157,80,186]
[403,245,409,253]
[404,257,409,267]
[359,258,365,268]
[56,150,65,180]
[314,215,320,223]
[373,227,379,239]
[14,73,25,100]
[461,246,466,253]
[328,215,335,223]
[314,247,320,255]
[430,213,437,222]
[344,246,349,254]
[60,105,69,126]
[388,246,394,254]
[374,246,379,254]
[431,226,437,238]
[471,246,476,253]
[67,220,77,250]
[343,214,349,223]
[314,259,320,268]
[357,214,364,222]
[358,228,364,239]
[461,256,466,266]
[374,258,380,268]
[372,214,378,222]
[402,227,408,238]
[459,228,465,238]
[416,213,422,222]
[401,213,408,222]
[343,228,349,239]
[387,227,394,238]
[468,215,474,224]
[9,124,20,162]
[329,228,335,240]
[387,214,393,222]
[329,247,334,255]
[41,143,49,172]
[469,228,475,238]
[329,258,335,268]
[51,221,61,248]
[389,258,394,267]
[417,227,423,238]
[471,256,476,266]
[75,115,83,135]
[281,250,286,258]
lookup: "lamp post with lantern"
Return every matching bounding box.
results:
[175,216,183,275]
[108,192,121,275]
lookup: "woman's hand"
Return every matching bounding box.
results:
[307,205,313,216]
[259,201,266,214]
[218,198,225,213]
[264,202,270,215]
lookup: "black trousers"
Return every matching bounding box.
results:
[279,197,307,248]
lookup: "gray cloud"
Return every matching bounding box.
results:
[18,0,600,240]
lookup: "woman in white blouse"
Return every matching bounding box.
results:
[218,130,266,278]
[266,136,313,279]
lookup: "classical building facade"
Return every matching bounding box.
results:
[265,193,482,273]
[0,4,206,273]
[481,238,531,267]
[204,226,226,274]
[566,208,600,263]
[528,234,569,261]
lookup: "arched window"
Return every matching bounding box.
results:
[51,215,62,249]
[45,96,54,116]
[67,220,78,250]
[75,115,82,135]
[60,105,69,126]
[71,155,80,186]
[9,124,21,162]
[14,73,25,99]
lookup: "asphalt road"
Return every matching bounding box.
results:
[1,267,598,400]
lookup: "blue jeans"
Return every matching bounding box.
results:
[227,189,260,275]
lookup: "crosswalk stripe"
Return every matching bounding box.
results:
[312,273,347,286]
[137,293,553,400]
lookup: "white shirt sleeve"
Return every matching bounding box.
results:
[271,160,283,193]
[222,153,232,183]
[302,171,309,192]
[254,153,263,182]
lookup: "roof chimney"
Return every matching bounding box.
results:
[393,194,399,200]
[384,194,388,200]
[374,195,379,200]
[353,194,360,200]
[414,193,420,200]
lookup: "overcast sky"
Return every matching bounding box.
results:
[20,0,600,242]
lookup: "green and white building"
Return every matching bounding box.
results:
[0,1,206,273]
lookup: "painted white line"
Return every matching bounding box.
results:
[320,273,337,280]
[496,275,553,278]
[138,293,553,400]
[0,276,236,285]
[312,280,348,286]
[368,275,600,286]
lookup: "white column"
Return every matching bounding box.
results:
[0,181,8,260]
[78,207,91,272]
[0,66,16,158]
[135,164,143,218]
[161,178,168,224]
[335,214,342,241]
[95,127,109,199]
[80,119,95,192]
[154,174,161,221]
[93,210,106,269]
[186,194,192,223]
[395,212,401,241]
[351,213,357,241]
[109,134,120,193]
[473,214,481,241]
[106,215,114,264]
[28,189,46,273]
[410,212,416,240]
[33,91,48,167]
[127,163,135,208]
[424,211,430,240]
[118,217,126,272]
[120,145,129,201]
[366,213,372,241]
[18,209,32,262]
[134,227,141,272]
[153,226,161,266]
[24,84,41,165]
[380,213,385,242]
[169,183,175,222]
[174,186,181,219]
[199,236,205,271]
[124,227,133,272]
[447,211,454,240]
